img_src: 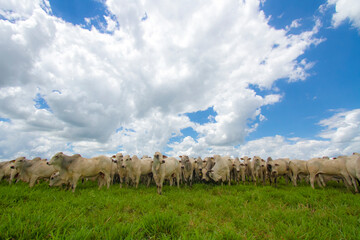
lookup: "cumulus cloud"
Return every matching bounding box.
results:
[0,0,325,160]
[327,0,360,30]
[169,109,360,159]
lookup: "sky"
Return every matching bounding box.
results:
[0,0,359,161]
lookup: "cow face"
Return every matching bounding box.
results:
[14,157,26,169]
[122,155,131,168]
[49,172,66,187]
[207,170,221,182]
[49,152,64,166]
[180,156,190,170]
[270,163,280,175]
[154,152,162,159]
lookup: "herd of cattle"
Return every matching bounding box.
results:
[0,152,359,194]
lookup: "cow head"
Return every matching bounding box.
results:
[14,156,26,169]
[180,155,190,170]
[48,152,64,166]
[49,172,67,187]
[269,163,280,176]
[154,152,162,160]
[207,169,221,183]
[122,155,131,168]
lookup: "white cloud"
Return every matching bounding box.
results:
[318,109,360,143]
[0,0,51,20]
[0,0,324,160]
[169,109,360,159]
[328,0,360,30]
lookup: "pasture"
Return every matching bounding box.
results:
[0,180,359,240]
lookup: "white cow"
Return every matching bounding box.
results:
[306,157,353,190]
[14,157,56,187]
[122,155,152,188]
[152,152,181,195]
[289,160,308,186]
[208,155,231,185]
[48,152,112,192]
[179,155,194,186]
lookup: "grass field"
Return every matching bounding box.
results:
[0,180,359,240]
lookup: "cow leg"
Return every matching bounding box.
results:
[169,177,173,186]
[342,173,353,191]
[317,174,326,187]
[190,172,193,187]
[106,173,111,189]
[284,175,289,185]
[292,171,298,186]
[228,171,231,186]
[269,175,272,185]
[71,174,81,192]
[119,177,123,188]
[135,175,140,189]
[147,176,151,187]
[29,176,38,188]
[177,173,180,188]
[350,176,359,193]
[262,171,266,185]
[159,178,164,195]
[309,173,316,189]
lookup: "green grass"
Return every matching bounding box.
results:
[0,180,359,239]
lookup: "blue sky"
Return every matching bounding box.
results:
[0,0,359,160]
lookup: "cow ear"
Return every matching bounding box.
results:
[179,156,182,158]
[275,163,279,166]
[163,155,168,159]
[112,155,116,158]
